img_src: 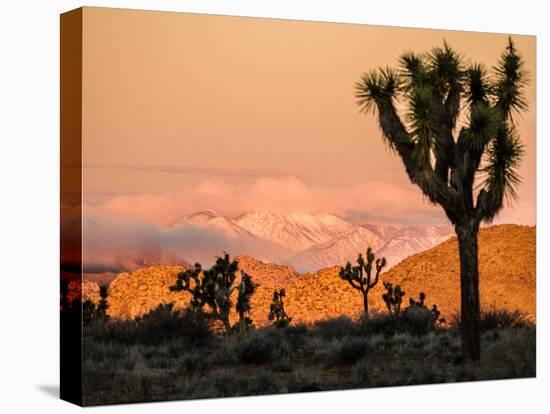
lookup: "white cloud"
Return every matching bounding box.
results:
[97,175,445,226]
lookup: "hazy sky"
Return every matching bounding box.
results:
[81,7,535,226]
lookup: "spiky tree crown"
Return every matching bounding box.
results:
[170,253,250,333]
[236,271,256,314]
[339,247,387,292]
[268,289,292,327]
[382,281,405,319]
[355,38,527,224]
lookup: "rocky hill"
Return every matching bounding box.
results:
[236,255,299,289]
[107,265,187,319]
[83,224,535,325]
[284,224,536,324]
[98,257,298,321]
[380,224,536,320]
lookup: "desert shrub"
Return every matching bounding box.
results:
[401,305,437,336]
[467,327,536,379]
[207,370,242,397]
[316,336,370,366]
[85,304,212,346]
[244,371,285,395]
[279,324,308,351]
[360,308,441,337]
[143,351,173,369]
[176,352,211,375]
[135,304,212,345]
[83,340,137,371]
[291,368,323,393]
[83,300,98,326]
[191,369,285,398]
[351,357,370,384]
[101,320,139,343]
[271,354,293,373]
[480,309,531,332]
[87,341,126,361]
[399,292,445,335]
[311,316,359,340]
[450,308,531,333]
[334,336,370,364]
[359,311,395,335]
[234,332,277,364]
[300,335,326,361]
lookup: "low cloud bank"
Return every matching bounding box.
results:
[81,207,289,274]
[99,176,444,226]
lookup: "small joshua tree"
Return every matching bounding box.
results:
[82,285,110,325]
[234,271,256,334]
[170,253,255,334]
[409,292,426,307]
[382,281,405,321]
[339,248,387,319]
[407,292,446,326]
[268,289,292,328]
[97,285,109,319]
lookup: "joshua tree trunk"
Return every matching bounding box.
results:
[456,220,481,361]
[362,293,369,319]
[339,248,386,323]
[222,316,232,335]
[238,309,246,334]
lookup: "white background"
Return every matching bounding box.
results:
[0,0,547,412]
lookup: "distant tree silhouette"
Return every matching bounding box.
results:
[339,248,386,319]
[82,300,95,325]
[60,278,72,313]
[170,253,255,334]
[234,271,256,334]
[97,285,109,319]
[268,289,292,328]
[381,281,405,320]
[406,291,446,327]
[82,285,110,325]
[355,38,527,360]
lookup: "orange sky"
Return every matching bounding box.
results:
[81,7,535,226]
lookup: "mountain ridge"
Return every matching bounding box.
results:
[163,210,454,272]
[84,224,535,326]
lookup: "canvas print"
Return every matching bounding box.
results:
[60,7,536,406]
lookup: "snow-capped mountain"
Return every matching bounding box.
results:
[288,226,387,272]
[167,210,291,265]
[166,210,453,272]
[233,211,353,252]
[371,225,451,265]
[170,210,252,238]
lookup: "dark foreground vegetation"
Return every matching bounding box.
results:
[82,306,535,405]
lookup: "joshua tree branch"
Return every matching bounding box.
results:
[346,279,362,291]
[434,85,460,184]
[375,100,456,212]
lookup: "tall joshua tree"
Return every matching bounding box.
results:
[355,38,527,360]
[339,248,386,319]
